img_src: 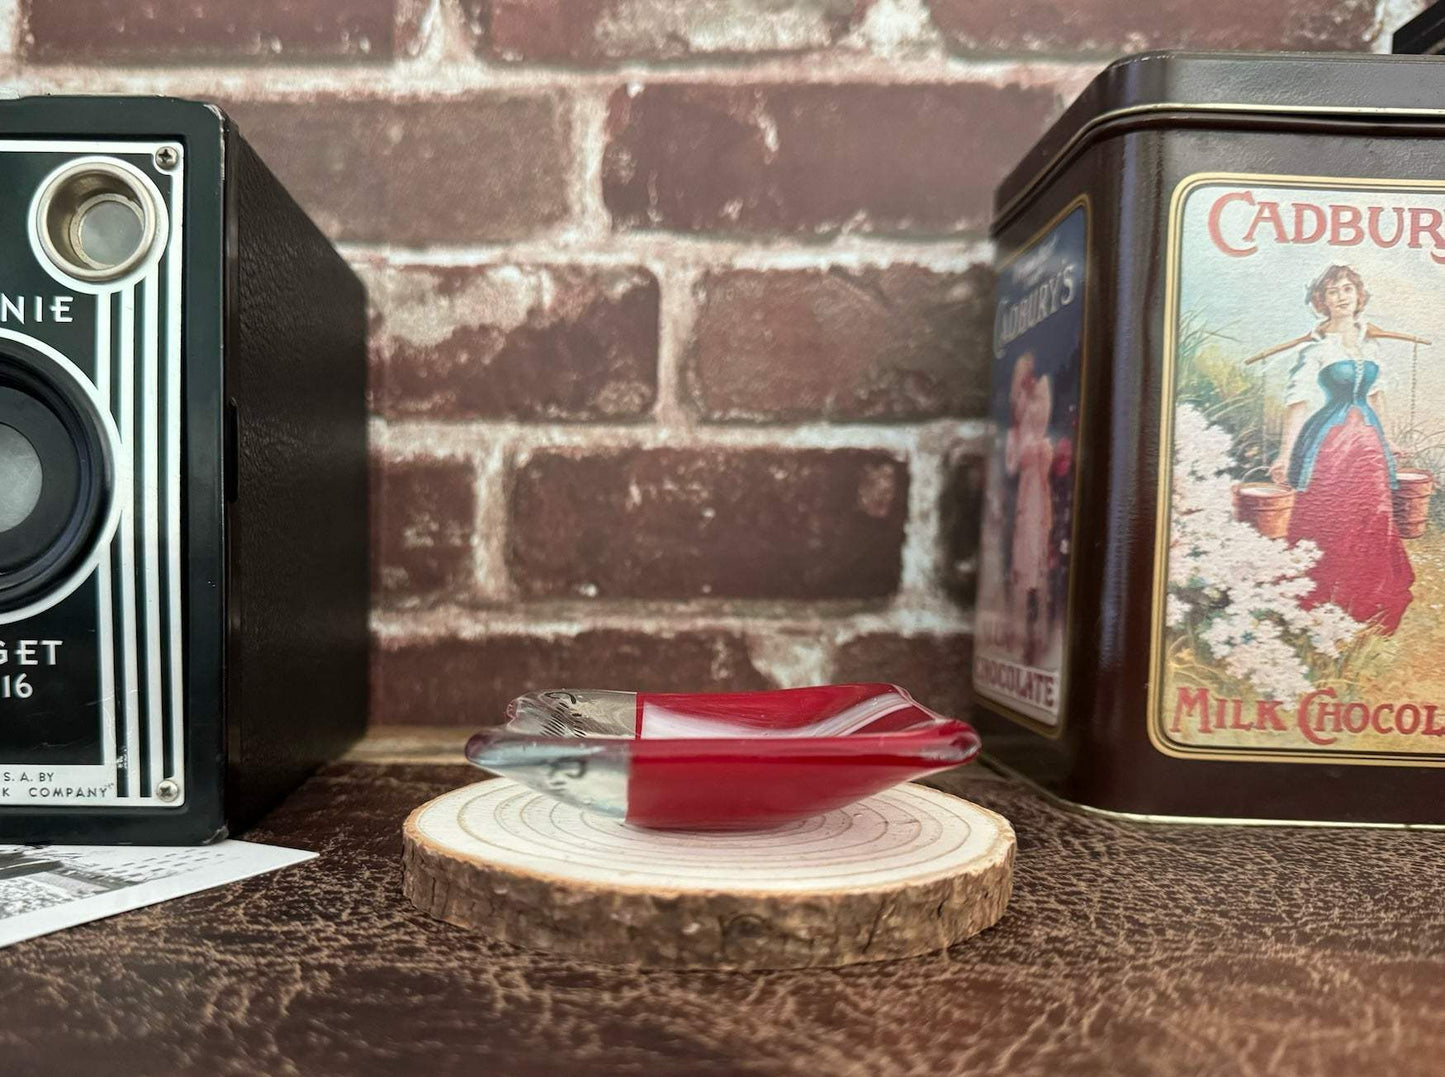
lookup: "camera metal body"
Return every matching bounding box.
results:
[0,97,368,843]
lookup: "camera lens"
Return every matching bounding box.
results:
[36,160,160,283]
[0,423,43,532]
[0,347,114,613]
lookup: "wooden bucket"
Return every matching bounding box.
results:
[1393,468,1435,539]
[1232,482,1295,539]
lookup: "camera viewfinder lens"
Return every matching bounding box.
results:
[74,194,146,270]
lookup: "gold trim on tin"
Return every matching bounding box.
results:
[1149,170,1445,769]
[978,754,1445,829]
[994,100,1445,233]
[973,192,1091,741]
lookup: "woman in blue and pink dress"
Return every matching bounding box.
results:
[1269,264,1414,633]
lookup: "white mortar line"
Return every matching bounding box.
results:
[652,259,702,429]
[404,0,481,66]
[897,434,950,604]
[743,628,835,688]
[832,607,976,637]
[10,57,1097,97]
[371,605,974,640]
[371,415,989,454]
[0,1,17,60]
[376,426,480,461]
[470,439,513,604]
[339,236,996,269]
[565,84,614,243]
[394,0,439,63]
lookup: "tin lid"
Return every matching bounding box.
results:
[994,51,1445,230]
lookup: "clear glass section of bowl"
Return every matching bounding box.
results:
[465,684,980,830]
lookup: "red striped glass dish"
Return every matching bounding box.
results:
[465,683,981,830]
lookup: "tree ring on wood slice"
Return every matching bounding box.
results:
[402,778,1016,970]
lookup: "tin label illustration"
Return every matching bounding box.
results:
[974,198,1088,733]
[1153,174,1445,766]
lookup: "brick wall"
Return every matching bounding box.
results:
[5,0,1423,728]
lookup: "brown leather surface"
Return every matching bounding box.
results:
[2,761,1443,1076]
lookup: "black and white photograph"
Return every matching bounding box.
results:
[0,841,314,949]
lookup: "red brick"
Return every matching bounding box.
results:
[366,263,658,421]
[685,264,992,422]
[21,0,398,62]
[372,629,772,725]
[833,632,973,719]
[223,95,569,245]
[480,0,870,64]
[509,448,909,599]
[940,444,986,603]
[371,454,477,603]
[925,0,1378,52]
[602,83,1057,237]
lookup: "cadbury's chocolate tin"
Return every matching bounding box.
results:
[972,51,1445,824]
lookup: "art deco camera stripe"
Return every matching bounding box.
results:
[93,292,118,785]
[114,278,141,798]
[164,167,184,799]
[91,152,185,807]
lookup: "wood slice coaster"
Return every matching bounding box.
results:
[403,778,1016,970]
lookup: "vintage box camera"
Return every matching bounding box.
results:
[0,97,368,844]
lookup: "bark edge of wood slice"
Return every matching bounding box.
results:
[402,778,1015,970]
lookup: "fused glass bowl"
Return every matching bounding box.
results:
[464,684,981,830]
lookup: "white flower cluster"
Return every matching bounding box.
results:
[1167,405,1365,703]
